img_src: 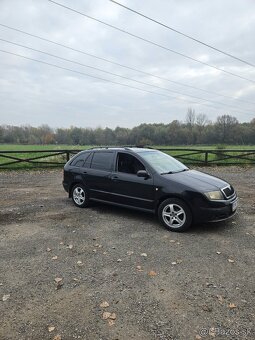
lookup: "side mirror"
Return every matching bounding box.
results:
[137,170,150,178]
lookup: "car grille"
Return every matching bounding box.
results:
[222,185,235,199]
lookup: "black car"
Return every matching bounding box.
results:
[63,147,238,232]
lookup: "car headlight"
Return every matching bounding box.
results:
[204,190,224,200]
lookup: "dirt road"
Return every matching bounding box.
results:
[0,167,254,340]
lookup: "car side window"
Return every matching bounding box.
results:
[70,152,92,167]
[117,152,145,175]
[91,151,114,171]
[83,152,93,168]
[71,154,85,167]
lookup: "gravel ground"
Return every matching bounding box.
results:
[0,167,254,340]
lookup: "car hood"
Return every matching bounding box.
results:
[162,169,228,192]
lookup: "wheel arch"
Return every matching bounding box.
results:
[69,181,83,198]
[156,194,194,219]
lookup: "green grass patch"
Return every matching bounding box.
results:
[0,144,88,151]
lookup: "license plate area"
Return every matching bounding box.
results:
[232,200,238,211]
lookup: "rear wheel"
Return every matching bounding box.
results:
[158,198,192,232]
[71,184,89,208]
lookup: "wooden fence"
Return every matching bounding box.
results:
[0,149,80,169]
[0,148,255,169]
[160,148,255,166]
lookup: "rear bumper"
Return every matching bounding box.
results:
[63,181,69,193]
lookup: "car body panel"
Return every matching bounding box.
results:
[161,170,228,191]
[82,168,113,201]
[108,171,155,210]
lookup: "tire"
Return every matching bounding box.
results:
[71,184,89,208]
[158,198,192,232]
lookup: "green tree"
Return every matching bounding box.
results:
[216,115,239,143]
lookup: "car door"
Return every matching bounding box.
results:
[109,152,155,211]
[82,150,115,201]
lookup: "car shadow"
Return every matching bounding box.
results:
[67,199,238,234]
[89,201,156,224]
[187,219,236,234]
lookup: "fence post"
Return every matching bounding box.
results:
[66,151,70,162]
[205,151,208,165]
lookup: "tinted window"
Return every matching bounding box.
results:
[91,152,114,171]
[71,154,85,167]
[83,152,92,168]
[117,152,145,174]
[70,152,92,167]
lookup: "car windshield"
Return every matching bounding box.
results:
[139,150,188,174]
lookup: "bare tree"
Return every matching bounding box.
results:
[186,108,196,144]
[196,113,208,127]
[196,113,208,142]
[186,108,196,127]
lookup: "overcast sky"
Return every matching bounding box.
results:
[0,0,255,128]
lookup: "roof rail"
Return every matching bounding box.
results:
[88,145,155,150]
[124,145,155,149]
[87,145,154,150]
[88,146,119,150]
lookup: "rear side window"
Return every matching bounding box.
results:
[83,152,93,168]
[91,152,114,171]
[70,152,91,167]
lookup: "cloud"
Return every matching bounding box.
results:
[0,0,254,128]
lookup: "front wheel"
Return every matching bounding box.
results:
[158,198,192,232]
[71,184,89,208]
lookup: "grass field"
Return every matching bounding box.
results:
[0,144,255,169]
[1,144,255,151]
[0,144,87,151]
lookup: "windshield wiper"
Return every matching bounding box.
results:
[161,168,189,175]
[160,171,174,175]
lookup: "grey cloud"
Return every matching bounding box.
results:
[0,0,254,128]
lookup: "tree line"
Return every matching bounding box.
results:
[1,111,255,146]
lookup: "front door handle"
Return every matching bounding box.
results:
[111,175,119,181]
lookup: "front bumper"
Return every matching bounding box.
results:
[194,196,238,223]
